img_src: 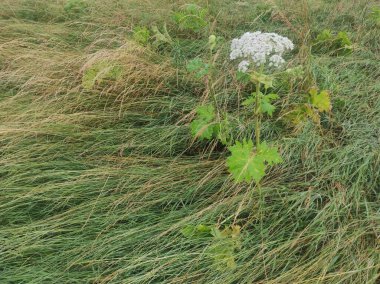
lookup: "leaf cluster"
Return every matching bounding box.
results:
[312,29,353,55]
[285,87,332,126]
[181,224,241,269]
[172,4,208,32]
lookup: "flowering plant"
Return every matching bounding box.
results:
[225,32,294,184]
[189,31,298,184]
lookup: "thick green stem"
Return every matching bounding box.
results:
[255,81,261,148]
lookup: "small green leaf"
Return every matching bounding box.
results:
[197,224,212,233]
[285,104,320,126]
[265,93,279,101]
[243,92,278,117]
[186,58,210,79]
[207,225,242,270]
[190,104,217,140]
[242,96,256,106]
[337,31,352,49]
[261,93,279,117]
[133,26,150,45]
[257,142,283,166]
[309,88,331,112]
[181,224,213,238]
[316,29,333,42]
[261,100,276,117]
[217,116,233,146]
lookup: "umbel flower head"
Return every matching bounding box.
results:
[230,31,294,72]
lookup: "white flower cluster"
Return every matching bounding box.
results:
[230,31,294,72]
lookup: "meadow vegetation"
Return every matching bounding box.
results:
[0,0,379,283]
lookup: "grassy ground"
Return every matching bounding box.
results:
[0,0,379,283]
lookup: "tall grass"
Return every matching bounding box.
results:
[0,0,379,283]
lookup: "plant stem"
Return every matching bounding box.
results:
[254,79,265,277]
[208,48,219,121]
[255,80,261,148]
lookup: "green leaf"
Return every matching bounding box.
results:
[260,101,276,117]
[181,224,212,238]
[285,104,320,126]
[190,104,217,140]
[207,225,242,270]
[313,29,352,55]
[133,26,150,45]
[217,116,233,146]
[227,140,282,183]
[186,58,210,79]
[211,227,223,239]
[265,93,279,101]
[82,61,123,90]
[197,224,212,233]
[172,4,208,32]
[309,88,331,112]
[242,96,256,106]
[337,31,352,48]
[226,140,265,183]
[242,92,278,117]
[261,93,278,117]
[316,29,333,42]
[257,142,283,166]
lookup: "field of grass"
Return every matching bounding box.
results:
[0,0,379,283]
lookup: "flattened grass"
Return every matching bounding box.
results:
[0,0,379,283]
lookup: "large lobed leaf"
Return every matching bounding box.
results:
[227,140,282,183]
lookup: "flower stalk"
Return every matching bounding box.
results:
[255,80,261,148]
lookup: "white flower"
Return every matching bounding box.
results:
[269,54,285,68]
[230,31,294,71]
[237,60,250,72]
